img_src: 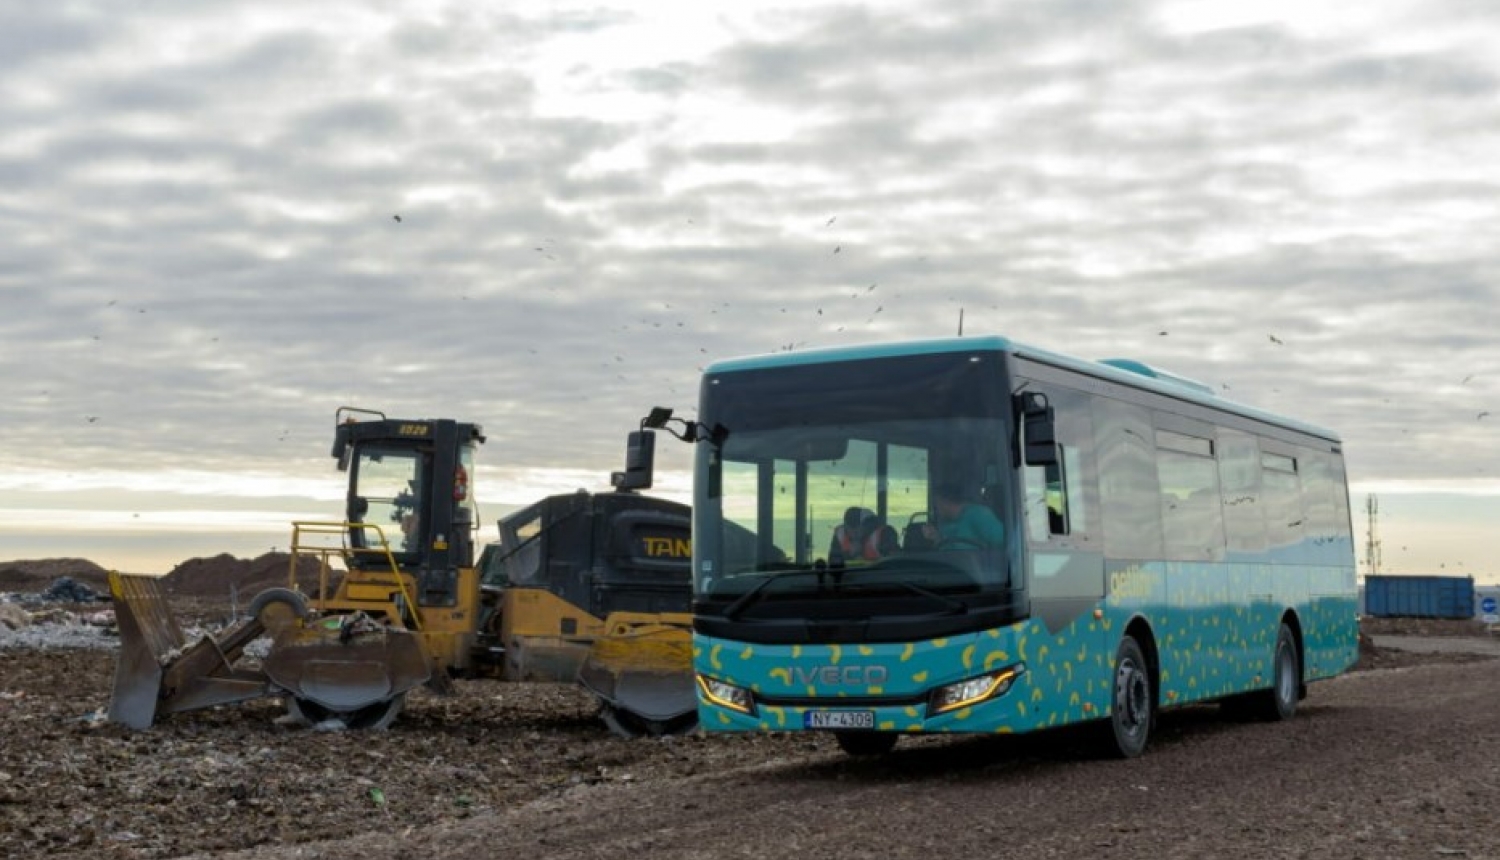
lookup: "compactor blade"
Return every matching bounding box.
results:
[107,572,179,729]
[576,616,696,736]
[262,618,432,718]
[107,572,278,728]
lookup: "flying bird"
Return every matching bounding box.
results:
[826,216,837,226]
[393,214,401,222]
[1158,331,1169,336]
[1479,411,1491,420]
[1461,375,1474,384]
[833,246,841,254]
[1268,334,1283,344]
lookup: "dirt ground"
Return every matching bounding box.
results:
[3,560,1498,860]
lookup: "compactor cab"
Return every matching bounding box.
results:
[330,408,484,610]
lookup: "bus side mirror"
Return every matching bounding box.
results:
[1019,392,1059,467]
[611,430,657,491]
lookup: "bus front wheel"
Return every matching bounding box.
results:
[1103,635,1153,759]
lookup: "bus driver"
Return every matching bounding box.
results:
[923,482,1006,550]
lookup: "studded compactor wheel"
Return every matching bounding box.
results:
[285,694,406,731]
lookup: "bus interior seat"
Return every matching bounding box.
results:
[902,511,932,551]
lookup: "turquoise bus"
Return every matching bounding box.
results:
[689,336,1358,757]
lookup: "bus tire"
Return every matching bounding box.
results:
[835,731,898,757]
[1250,623,1300,722]
[1103,635,1153,759]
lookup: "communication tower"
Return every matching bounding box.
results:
[1364,494,1382,575]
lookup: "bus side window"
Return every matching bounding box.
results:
[1020,383,1096,545]
[1025,447,1074,540]
[1023,463,1051,543]
[1045,463,1068,533]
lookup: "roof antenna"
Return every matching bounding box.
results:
[957,307,964,336]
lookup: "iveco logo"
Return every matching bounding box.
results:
[787,665,888,686]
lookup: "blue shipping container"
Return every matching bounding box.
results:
[1363,575,1475,619]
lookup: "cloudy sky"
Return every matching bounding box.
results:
[2,0,1496,579]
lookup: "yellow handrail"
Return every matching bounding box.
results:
[287,521,423,631]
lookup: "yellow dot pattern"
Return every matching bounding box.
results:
[694,560,1357,736]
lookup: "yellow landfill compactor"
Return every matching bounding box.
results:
[106,407,696,734]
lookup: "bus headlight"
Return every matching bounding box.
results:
[697,674,756,716]
[928,665,1024,715]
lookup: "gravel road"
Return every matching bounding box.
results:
[197,654,1500,860]
[1371,634,1500,657]
[2,635,1496,860]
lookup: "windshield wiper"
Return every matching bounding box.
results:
[722,568,824,620]
[897,581,968,615]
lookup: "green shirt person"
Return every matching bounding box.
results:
[924,483,1006,549]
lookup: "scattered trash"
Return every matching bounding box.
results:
[0,604,28,631]
[41,577,106,604]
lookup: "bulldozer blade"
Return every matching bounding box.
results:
[107,571,274,728]
[261,623,431,714]
[575,621,696,734]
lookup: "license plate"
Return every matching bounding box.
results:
[804,710,875,730]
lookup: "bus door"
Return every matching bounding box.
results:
[1018,386,1105,641]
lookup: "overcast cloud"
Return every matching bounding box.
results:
[2,0,1496,573]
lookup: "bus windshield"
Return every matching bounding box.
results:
[694,351,1022,632]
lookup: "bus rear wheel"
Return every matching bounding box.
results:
[1250,623,1300,721]
[1102,635,1153,759]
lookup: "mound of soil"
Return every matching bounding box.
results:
[0,558,109,593]
[159,552,328,599]
[1,554,333,619]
